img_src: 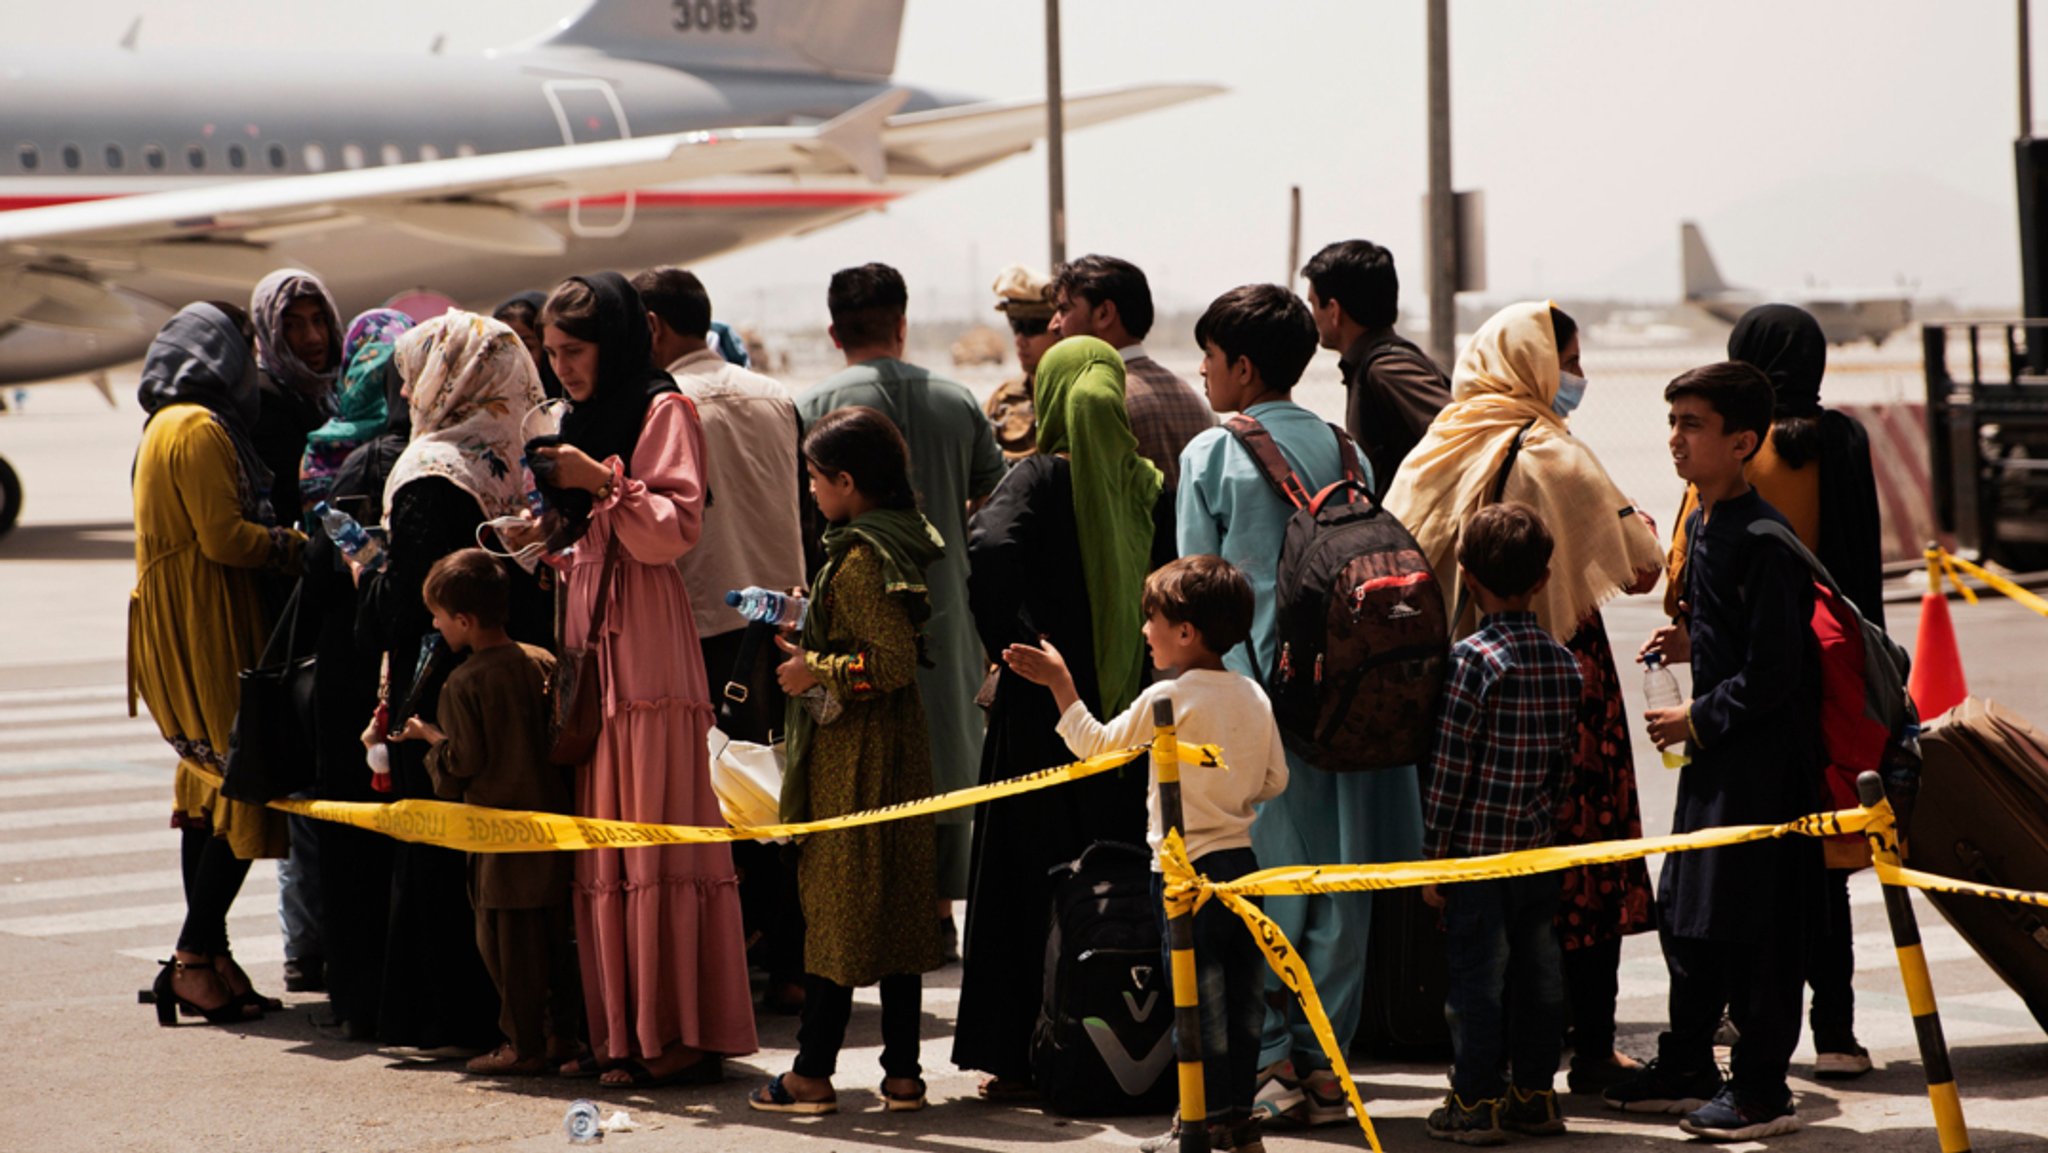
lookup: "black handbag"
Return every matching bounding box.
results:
[222,580,319,804]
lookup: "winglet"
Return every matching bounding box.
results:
[813,88,911,183]
[119,16,141,51]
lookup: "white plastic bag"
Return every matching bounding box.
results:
[707,725,786,841]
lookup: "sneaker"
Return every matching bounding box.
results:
[1814,1043,1874,1080]
[1566,1051,1642,1095]
[1250,1060,1304,1125]
[1601,1057,1724,1114]
[282,956,325,993]
[1678,1086,1801,1141]
[1298,1068,1352,1127]
[1500,1086,1566,1137]
[1426,1093,1506,1146]
[1137,1117,1239,1152]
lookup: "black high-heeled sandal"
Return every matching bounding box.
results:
[151,958,262,1027]
[213,952,284,1014]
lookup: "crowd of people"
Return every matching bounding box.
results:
[126,237,1883,1148]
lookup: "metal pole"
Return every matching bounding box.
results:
[1858,771,1972,1153]
[1425,0,1455,368]
[1153,697,1210,1153]
[1287,185,1303,292]
[1045,0,1067,268]
[2023,0,2034,139]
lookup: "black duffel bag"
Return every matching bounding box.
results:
[222,580,318,804]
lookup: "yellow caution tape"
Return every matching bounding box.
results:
[191,740,1222,853]
[1874,861,2048,910]
[1930,546,2048,618]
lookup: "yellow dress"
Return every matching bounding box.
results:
[129,404,303,860]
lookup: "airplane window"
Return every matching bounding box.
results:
[381,143,402,166]
[227,144,247,170]
[455,142,477,158]
[62,143,81,170]
[267,144,286,170]
[17,145,37,171]
[420,143,441,162]
[105,145,124,170]
[303,143,326,172]
[144,144,165,171]
[341,143,365,170]
[186,144,206,170]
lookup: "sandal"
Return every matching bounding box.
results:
[557,1053,612,1080]
[976,1074,1037,1102]
[599,1054,723,1089]
[749,1073,838,1115]
[880,1077,928,1112]
[466,1044,548,1076]
[150,957,261,1027]
[213,952,284,1014]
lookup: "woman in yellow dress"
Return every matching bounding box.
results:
[129,301,305,1024]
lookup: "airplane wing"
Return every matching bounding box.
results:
[0,83,1221,330]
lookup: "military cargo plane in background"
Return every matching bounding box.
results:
[0,0,1218,534]
[1681,221,1913,346]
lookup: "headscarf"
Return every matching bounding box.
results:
[1381,301,1664,642]
[250,268,343,411]
[534,272,678,540]
[494,290,562,398]
[137,302,273,523]
[1729,304,1827,420]
[1033,336,1163,716]
[299,310,414,522]
[781,507,945,822]
[382,311,546,521]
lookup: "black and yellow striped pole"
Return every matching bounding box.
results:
[1858,770,1970,1153]
[1153,697,1211,1153]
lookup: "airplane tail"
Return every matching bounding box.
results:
[1681,221,1729,300]
[536,0,906,81]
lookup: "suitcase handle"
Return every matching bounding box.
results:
[1955,840,2048,953]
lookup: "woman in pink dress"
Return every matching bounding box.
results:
[522,271,757,1087]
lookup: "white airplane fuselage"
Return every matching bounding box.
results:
[1691,293,1915,347]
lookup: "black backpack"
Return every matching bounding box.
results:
[1029,841,1176,1116]
[1225,415,1450,772]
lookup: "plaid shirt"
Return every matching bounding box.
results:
[1121,348,1215,492]
[1422,611,1583,860]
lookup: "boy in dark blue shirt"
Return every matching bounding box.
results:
[1606,361,1822,1142]
[1422,502,1583,1145]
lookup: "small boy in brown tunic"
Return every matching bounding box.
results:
[403,548,580,1075]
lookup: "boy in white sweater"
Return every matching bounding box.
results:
[1005,554,1289,1153]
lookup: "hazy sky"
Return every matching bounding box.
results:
[6,0,2033,321]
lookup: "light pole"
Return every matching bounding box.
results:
[1046,0,1067,269]
[1426,0,1455,368]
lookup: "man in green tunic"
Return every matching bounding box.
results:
[797,263,1007,926]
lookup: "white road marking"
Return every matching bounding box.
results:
[0,799,173,831]
[0,898,277,938]
[0,772,159,799]
[0,742,173,771]
[0,831,170,864]
[0,720,168,748]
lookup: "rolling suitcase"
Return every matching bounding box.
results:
[1908,696,2048,1034]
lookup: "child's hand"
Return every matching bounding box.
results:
[774,634,819,695]
[1643,705,1690,750]
[360,704,388,750]
[396,716,446,745]
[1638,619,1691,665]
[1421,883,1445,910]
[1002,638,1069,687]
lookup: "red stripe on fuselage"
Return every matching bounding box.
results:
[0,189,902,214]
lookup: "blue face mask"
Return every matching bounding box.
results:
[1553,370,1588,418]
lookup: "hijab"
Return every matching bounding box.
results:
[137,302,273,523]
[1381,301,1664,641]
[534,272,678,540]
[1033,336,1163,716]
[495,289,563,398]
[382,311,546,521]
[299,310,414,522]
[1729,303,1827,420]
[250,268,343,411]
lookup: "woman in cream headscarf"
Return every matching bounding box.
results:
[1382,300,1663,1094]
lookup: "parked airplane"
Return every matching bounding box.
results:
[1682,221,1913,346]
[0,0,1217,534]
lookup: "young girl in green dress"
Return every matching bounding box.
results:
[749,406,946,1115]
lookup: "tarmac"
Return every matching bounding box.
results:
[3,347,2046,1151]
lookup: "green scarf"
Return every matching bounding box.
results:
[780,506,946,822]
[1033,337,1163,717]
[306,341,394,448]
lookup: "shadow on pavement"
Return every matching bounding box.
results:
[1,519,135,561]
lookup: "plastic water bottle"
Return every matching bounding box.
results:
[314,501,387,574]
[519,457,547,515]
[725,586,806,629]
[1643,653,1691,770]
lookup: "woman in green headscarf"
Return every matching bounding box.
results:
[952,334,1172,1094]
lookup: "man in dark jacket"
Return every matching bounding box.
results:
[1301,240,1450,494]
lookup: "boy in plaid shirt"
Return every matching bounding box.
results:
[1421,503,1583,1145]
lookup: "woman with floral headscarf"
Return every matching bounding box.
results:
[354,310,555,1050]
[130,301,306,1025]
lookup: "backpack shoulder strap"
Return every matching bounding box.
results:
[1746,519,1835,594]
[1225,413,1311,510]
[1488,420,1537,503]
[1328,423,1369,493]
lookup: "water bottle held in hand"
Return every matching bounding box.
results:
[315,501,387,573]
[725,586,806,629]
[1643,653,1690,770]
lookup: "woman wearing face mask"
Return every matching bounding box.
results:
[1382,301,1665,1095]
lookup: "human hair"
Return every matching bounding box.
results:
[1192,284,1319,391]
[1051,254,1155,339]
[1458,502,1554,600]
[631,266,712,338]
[1550,306,1578,354]
[539,277,602,343]
[492,298,538,331]
[1664,361,1775,462]
[1301,240,1399,330]
[802,406,917,510]
[1142,554,1254,656]
[1771,415,1820,469]
[422,547,510,629]
[826,262,908,349]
